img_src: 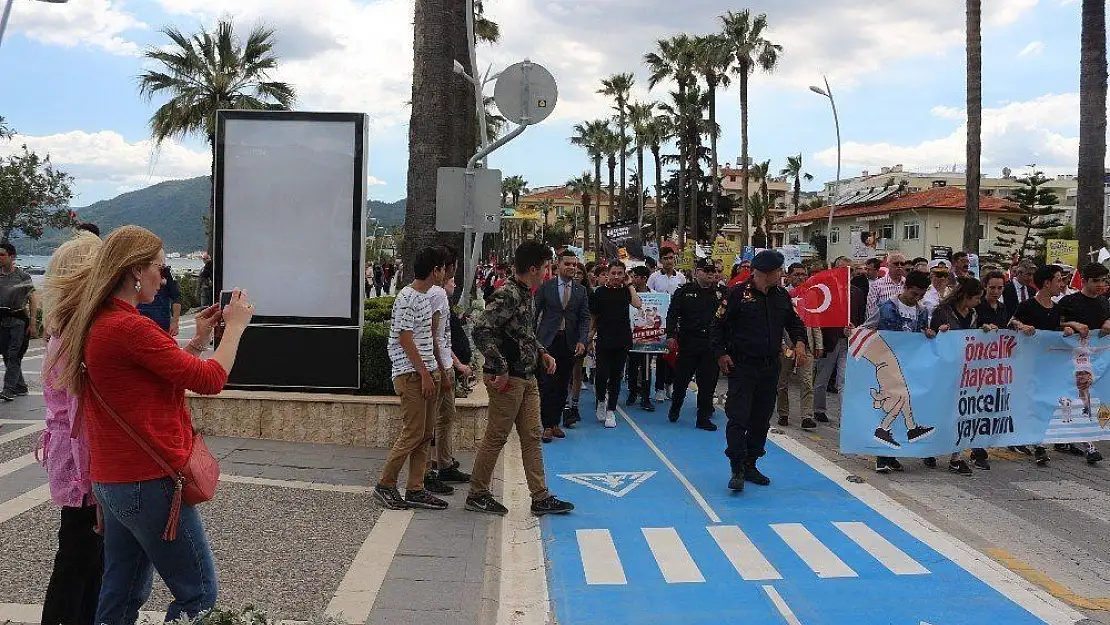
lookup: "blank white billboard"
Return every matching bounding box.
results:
[220,117,362,319]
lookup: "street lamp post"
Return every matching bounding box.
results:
[0,0,69,48]
[810,75,841,264]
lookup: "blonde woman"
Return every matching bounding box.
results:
[55,226,253,625]
[39,232,103,625]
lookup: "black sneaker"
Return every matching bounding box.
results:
[801,417,817,431]
[744,465,771,486]
[423,473,455,496]
[438,466,471,484]
[373,485,410,510]
[777,416,789,427]
[888,458,904,472]
[531,496,574,516]
[1009,445,1033,455]
[728,473,746,491]
[948,459,973,475]
[567,406,581,423]
[696,418,718,432]
[1087,448,1103,464]
[465,493,509,516]
[923,457,938,469]
[873,428,901,449]
[815,412,830,423]
[906,426,936,443]
[972,457,991,470]
[405,490,448,510]
[668,410,680,423]
[875,459,891,474]
[640,399,656,412]
[1034,447,1050,466]
[1068,444,1087,457]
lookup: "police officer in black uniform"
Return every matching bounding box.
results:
[712,250,808,492]
[665,257,728,431]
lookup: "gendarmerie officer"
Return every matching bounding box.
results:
[665,257,728,431]
[711,250,807,492]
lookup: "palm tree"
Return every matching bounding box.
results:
[963,0,982,253]
[750,159,775,244]
[641,114,673,250]
[597,126,623,230]
[693,33,732,242]
[473,0,500,43]
[721,10,782,247]
[570,119,611,252]
[628,101,655,231]
[780,154,814,215]
[502,175,528,206]
[599,73,636,208]
[567,172,594,246]
[646,34,696,247]
[137,20,296,250]
[748,193,769,248]
[1078,0,1107,256]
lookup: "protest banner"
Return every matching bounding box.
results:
[968,253,980,278]
[630,292,670,353]
[712,236,738,265]
[842,329,1110,457]
[599,219,645,262]
[643,242,659,262]
[1046,239,1080,268]
[779,244,802,268]
[930,246,953,261]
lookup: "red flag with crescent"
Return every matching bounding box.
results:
[790,267,850,328]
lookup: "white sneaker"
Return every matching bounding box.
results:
[604,412,617,428]
[665,384,673,400]
[654,390,666,402]
[596,402,607,422]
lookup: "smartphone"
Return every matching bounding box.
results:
[219,290,234,311]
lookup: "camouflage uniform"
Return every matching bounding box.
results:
[469,277,553,503]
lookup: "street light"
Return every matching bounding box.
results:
[0,0,69,49]
[809,75,841,263]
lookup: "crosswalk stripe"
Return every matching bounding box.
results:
[642,527,705,583]
[1014,480,1110,524]
[0,453,37,479]
[0,423,45,446]
[833,521,930,575]
[577,529,627,585]
[772,522,858,578]
[0,484,51,524]
[707,525,782,581]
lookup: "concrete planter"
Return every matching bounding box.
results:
[187,383,489,450]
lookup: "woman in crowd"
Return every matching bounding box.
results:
[55,225,254,625]
[39,232,104,625]
[930,276,992,474]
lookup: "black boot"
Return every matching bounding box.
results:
[728,473,746,491]
[695,415,717,431]
[744,462,771,486]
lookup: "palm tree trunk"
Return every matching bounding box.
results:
[619,112,627,218]
[637,144,645,231]
[740,70,751,247]
[1078,0,1107,257]
[963,0,983,253]
[593,156,603,253]
[689,124,700,244]
[402,0,473,283]
[208,137,216,254]
[608,156,617,228]
[709,83,720,242]
[677,146,687,249]
[792,178,801,216]
[653,145,663,251]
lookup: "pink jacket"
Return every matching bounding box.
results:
[37,337,93,508]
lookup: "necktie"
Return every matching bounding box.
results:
[1021,286,1027,302]
[559,281,569,330]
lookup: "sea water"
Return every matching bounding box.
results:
[15,254,205,286]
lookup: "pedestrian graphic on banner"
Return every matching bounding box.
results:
[848,328,936,449]
[1047,335,1110,422]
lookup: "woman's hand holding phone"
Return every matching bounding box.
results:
[222,289,255,331]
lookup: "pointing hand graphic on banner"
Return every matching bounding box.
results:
[849,328,936,449]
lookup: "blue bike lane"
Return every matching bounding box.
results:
[539,389,1081,625]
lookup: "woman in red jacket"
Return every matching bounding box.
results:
[55,226,253,625]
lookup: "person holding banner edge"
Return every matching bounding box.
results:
[648,248,686,401]
[665,257,728,431]
[713,250,807,492]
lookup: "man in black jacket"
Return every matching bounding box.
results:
[666,258,728,431]
[1003,260,1037,321]
[712,250,807,492]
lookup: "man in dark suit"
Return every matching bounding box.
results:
[1003,259,1037,322]
[535,249,591,442]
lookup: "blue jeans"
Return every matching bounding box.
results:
[93,479,217,625]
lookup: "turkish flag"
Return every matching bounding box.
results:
[1071,271,1084,291]
[790,267,850,328]
[727,269,751,287]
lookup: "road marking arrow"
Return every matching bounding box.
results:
[558,471,657,497]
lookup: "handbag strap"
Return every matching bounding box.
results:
[82,364,182,482]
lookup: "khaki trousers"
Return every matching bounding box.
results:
[380,371,440,491]
[469,376,551,502]
[777,355,814,419]
[434,369,457,468]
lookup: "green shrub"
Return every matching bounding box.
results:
[364,296,396,323]
[359,321,394,396]
[177,273,201,311]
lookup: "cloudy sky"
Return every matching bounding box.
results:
[0,0,1094,207]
